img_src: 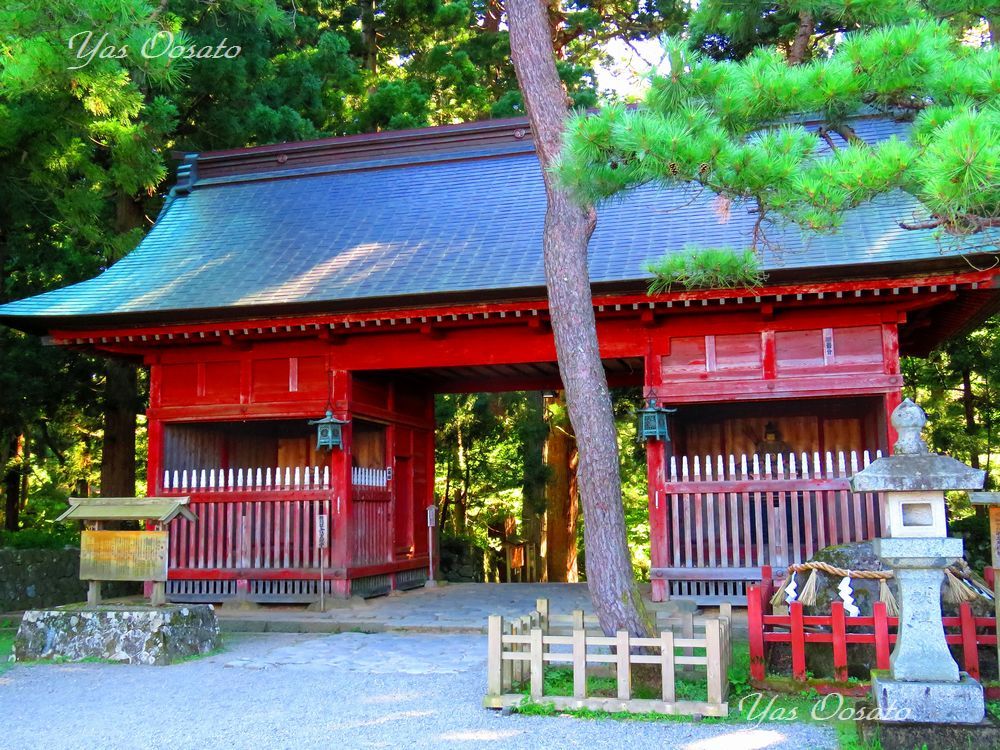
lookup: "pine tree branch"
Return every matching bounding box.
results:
[788,10,814,65]
[899,215,1000,232]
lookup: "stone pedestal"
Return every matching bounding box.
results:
[14,604,220,665]
[873,537,985,724]
[874,537,963,683]
[872,671,985,725]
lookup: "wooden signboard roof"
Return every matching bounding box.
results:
[56,497,197,523]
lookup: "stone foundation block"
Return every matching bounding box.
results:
[14,604,219,665]
[872,671,985,724]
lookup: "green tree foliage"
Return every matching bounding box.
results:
[556,20,1000,249]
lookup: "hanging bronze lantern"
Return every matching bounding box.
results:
[638,399,675,442]
[309,410,349,451]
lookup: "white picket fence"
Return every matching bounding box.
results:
[163,466,330,492]
[352,467,390,487]
[162,465,390,492]
[666,449,883,482]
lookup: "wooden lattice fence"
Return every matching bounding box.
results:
[485,599,732,716]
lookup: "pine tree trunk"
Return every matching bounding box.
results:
[100,361,137,497]
[507,0,651,636]
[484,0,503,32]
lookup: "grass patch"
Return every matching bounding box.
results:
[0,630,14,675]
[511,640,886,749]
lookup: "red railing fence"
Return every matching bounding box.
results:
[748,566,999,690]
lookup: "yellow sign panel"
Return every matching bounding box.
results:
[80,531,169,582]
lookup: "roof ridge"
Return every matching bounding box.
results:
[186,116,535,182]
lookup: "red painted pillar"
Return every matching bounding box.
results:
[648,437,667,601]
[645,344,669,601]
[329,369,353,597]
[747,584,766,681]
[882,322,903,453]
[146,361,163,496]
[883,390,903,454]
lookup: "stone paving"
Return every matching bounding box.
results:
[217,582,747,635]
[0,630,836,750]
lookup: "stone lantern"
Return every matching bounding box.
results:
[850,398,985,724]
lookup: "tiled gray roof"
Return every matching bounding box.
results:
[1,116,997,326]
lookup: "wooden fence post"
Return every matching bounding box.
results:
[536,598,549,634]
[616,630,631,700]
[747,584,766,681]
[661,630,676,702]
[706,618,724,706]
[761,565,774,609]
[573,627,587,698]
[572,609,585,632]
[790,601,806,681]
[487,615,502,697]
[530,627,544,699]
[873,601,890,671]
[831,602,848,682]
[502,620,513,690]
[959,602,980,681]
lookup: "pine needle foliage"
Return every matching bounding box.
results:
[555,18,1000,242]
[645,247,765,293]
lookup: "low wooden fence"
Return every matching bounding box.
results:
[485,599,731,717]
[654,450,885,604]
[748,573,1000,692]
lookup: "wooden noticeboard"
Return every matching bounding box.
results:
[80,531,169,582]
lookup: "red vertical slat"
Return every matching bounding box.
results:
[873,602,890,670]
[283,500,291,568]
[694,490,704,568]
[706,490,717,568]
[960,602,980,680]
[254,500,262,569]
[293,500,302,568]
[790,602,806,681]
[226,503,235,569]
[206,500,215,569]
[273,499,282,568]
[831,602,848,682]
[789,489,801,564]
[671,493,681,568]
[814,489,827,550]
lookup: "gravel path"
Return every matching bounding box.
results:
[0,632,837,750]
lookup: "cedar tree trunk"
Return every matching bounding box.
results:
[507,0,651,636]
[99,193,143,498]
[100,361,137,497]
[3,434,23,532]
[545,393,579,582]
[520,391,547,580]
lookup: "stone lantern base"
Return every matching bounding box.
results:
[871,670,985,725]
[857,701,1000,750]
